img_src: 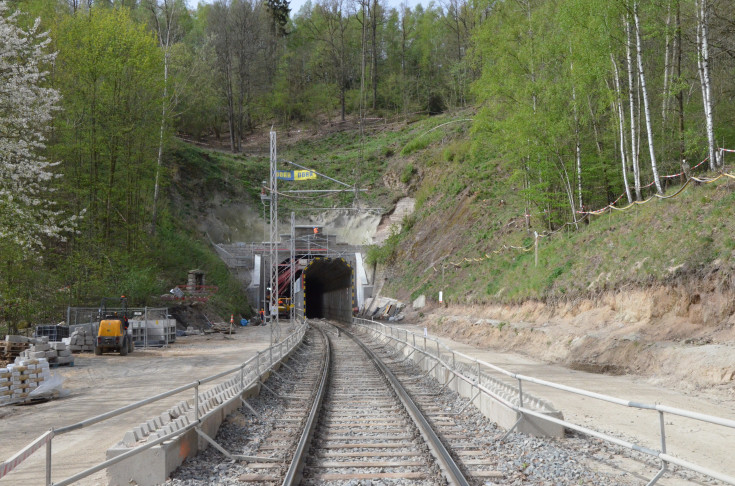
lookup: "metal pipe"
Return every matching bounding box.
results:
[194,382,200,422]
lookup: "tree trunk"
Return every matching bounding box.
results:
[226,63,236,152]
[371,0,378,110]
[557,153,578,229]
[633,2,662,194]
[675,0,685,164]
[662,1,672,126]
[570,56,582,211]
[625,16,641,200]
[152,45,168,236]
[611,54,633,204]
[696,0,716,170]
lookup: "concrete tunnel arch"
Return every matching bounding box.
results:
[302,257,355,322]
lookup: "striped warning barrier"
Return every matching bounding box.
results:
[0,430,53,480]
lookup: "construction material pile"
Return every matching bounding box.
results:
[2,335,76,366]
[66,329,96,353]
[0,358,51,404]
[1,335,32,363]
[18,338,75,366]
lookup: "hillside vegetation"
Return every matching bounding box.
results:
[3,0,735,343]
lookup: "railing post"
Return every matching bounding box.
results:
[517,378,524,409]
[659,411,667,454]
[144,307,148,349]
[46,430,52,486]
[194,382,200,422]
[256,351,261,376]
[436,340,440,359]
[240,365,244,391]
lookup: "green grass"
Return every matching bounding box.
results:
[373,118,735,305]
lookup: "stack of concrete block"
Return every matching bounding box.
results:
[0,358,51,403]
[68,329,95,353]
[51,342,74,364]
[19,340,75,366]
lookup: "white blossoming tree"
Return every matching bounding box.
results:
[0,1,76,255]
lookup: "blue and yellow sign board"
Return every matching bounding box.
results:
[277,170,317,181]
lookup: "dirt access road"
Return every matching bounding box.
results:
[0,325,276,485]
[401,323,735,485]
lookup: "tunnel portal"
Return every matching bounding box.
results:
[302,258,354,322]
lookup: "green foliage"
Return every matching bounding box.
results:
[401,128,446,156]
[401,163,416,184]
[366,227,403,265]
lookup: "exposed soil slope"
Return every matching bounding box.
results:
[406,281,735,396]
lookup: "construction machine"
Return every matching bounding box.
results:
[95,296,133,356]
[278,297,293,318]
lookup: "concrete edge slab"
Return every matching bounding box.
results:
[105,340,304,486]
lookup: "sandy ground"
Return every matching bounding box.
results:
[400,322,735,485]
[0,325,278,485]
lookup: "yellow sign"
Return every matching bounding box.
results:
[276,170,317,181]
[294,170,317,180]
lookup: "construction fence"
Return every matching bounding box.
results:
[66,307,175,348]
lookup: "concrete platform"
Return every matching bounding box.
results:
[0,325,284,486]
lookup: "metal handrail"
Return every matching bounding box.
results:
[354,317,735,486]
[0,323,308,485]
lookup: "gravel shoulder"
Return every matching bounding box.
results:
[0,325,276,485]
[401,323,735,484]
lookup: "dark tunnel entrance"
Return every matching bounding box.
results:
[303,258,353,322]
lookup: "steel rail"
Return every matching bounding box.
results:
[354,318,735,486]
[282,325,331,485]
[337,323,470,486]
[356,318,735,429]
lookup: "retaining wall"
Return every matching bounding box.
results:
[105,347,300,485]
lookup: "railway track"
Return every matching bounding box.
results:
[295,322,467,485]
[168,321,638,485]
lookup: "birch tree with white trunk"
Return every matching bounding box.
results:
[0,2,79,254]
[611,53,633,204]
[624,14,642,200]
[695,0,717,170]
[146,0,180,236]
[633,1,662,195]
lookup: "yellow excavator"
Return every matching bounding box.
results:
[95,296,134,356]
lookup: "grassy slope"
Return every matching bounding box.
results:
[366,115,735,309]
[170,113,735,318]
